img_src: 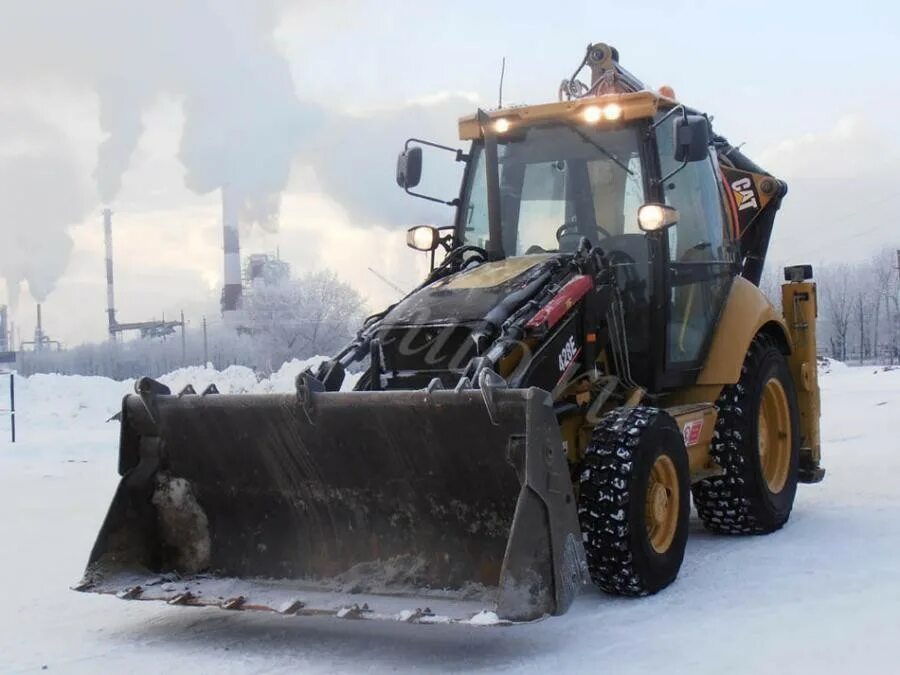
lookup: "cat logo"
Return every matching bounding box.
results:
[730,177,759,211]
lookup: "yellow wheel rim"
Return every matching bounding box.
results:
[758,378,791,493]
[645,455,680,554]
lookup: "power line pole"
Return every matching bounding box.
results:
[894,250,900,364]
[180,310,186,367]
[202,316,208,367]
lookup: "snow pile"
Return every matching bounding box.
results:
[467,610,502,626]
[156,364,262,395]
[5,355,353,429]
[250,357,327,393]
[154,356,361,395]
[0,356,363,460]
[154,356,335,395]
[10,372,128,432]
[818,356,850,375]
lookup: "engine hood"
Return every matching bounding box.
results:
[380,254,560,329]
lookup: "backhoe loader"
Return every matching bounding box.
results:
[77,42,824,624]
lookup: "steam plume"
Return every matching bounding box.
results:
[0,1,301,230]
[0,109,87,308]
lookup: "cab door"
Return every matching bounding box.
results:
[655,122,738,384]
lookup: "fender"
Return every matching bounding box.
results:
[696,277,791,386]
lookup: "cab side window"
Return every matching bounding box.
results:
[655,115,734,366]
[656,122,731,263]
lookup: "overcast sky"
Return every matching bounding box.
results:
[1,0,898,346]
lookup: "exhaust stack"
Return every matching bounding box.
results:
[221,186,242,314]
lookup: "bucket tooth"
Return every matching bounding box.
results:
[136,377,170,396]
[401,607,435,623]
[167,591,195,606]
[337,603,371,619]
[279,600,305,615]
[116,586,143,600]
[221,596,245,610]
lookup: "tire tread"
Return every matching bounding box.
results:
[692,333,796,535]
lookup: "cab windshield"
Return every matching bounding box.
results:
[460,124,646,256]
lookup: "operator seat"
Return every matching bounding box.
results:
[601,233,650,360]
[669,244,716,362]
[601,234,649,296]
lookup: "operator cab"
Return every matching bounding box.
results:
[398,87,740,392]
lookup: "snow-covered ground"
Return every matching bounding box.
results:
[1,361,898,673]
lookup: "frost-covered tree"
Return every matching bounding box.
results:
[870,249,900,363]
[241,270,366,370]
[818,263,853,361]
[758,263,783,309]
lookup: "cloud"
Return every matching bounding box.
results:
[757,113,897,180]
[302,93,479,228]
[758,114,899,266]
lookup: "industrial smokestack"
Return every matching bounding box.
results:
[221,186,242,314]
[0,305,8,353]
[35,303,43,347]
[103,208,117,338]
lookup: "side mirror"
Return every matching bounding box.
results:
[637,203,679,232]
[396,146,423,188]
[406,225,440,252]
[673,114,710,163]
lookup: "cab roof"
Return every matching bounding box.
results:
[457,90,678,141]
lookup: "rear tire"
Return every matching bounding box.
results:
[577,407,690,596]
[692,334,801,534]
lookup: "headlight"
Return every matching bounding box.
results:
[582,106,602,123]
[493,118,511,133]
[637,204,680,232]
[406,225,440,251]
[601,103,622,121]
[582,103,623,124]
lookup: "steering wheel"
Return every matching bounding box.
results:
[555,221,580,243]
[441,244,488,271]
[449,244,488,259]
[556,220,614,244]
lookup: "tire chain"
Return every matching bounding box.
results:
[691,334,780,535]
[577,406,660,596]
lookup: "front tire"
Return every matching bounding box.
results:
[692,334,801,534]
[577,407,690,596]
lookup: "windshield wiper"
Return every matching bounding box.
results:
[563,122,634,176]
